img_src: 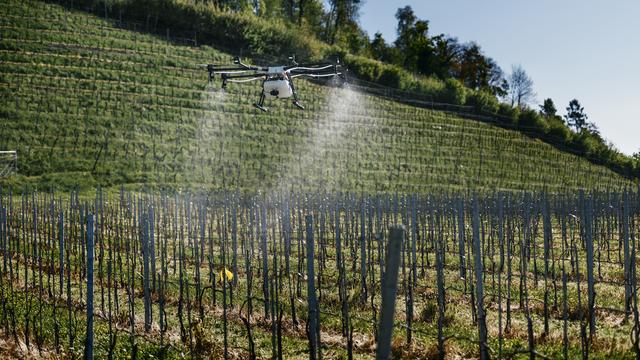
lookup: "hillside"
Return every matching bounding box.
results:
[0,0,633,193]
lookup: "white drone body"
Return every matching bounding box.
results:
[263,79,293,99]
[263,67,294,99]
[204,57,344,111]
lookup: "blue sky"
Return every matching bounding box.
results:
[354,0,639,155]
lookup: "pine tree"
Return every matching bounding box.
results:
[539,98,557,118]
[564,99,588,131]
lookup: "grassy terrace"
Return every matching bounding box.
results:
[0,0,634,193]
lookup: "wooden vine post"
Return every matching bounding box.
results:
[376,225,404,360]
[85,214,94,360]
[306,215,320,360]
[472,197,489,360]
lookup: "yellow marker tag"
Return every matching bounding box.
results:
[219,267,234,282]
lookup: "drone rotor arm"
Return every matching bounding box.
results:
[227,76,267,83]
[214,69,256,75]
[290,72,342,79]
[286,64,335,73]
[289,64,343,77]
[234,58,269,72]
[208,65,256,73]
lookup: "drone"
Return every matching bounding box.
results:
[204,56,345,111]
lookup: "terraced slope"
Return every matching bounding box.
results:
[0,0,632,192]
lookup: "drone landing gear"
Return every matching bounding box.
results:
[288,74,304,110]
[253,103,267,112]
[253,93,267,112]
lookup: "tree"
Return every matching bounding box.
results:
[564,99,588,132]
[260,0,282,17]
[393,6,458,78]
[297,0,326,35]
[394,6,432,73]
[395,6,417,43]
[539,98,557,118]
[586,122,600,137]
[370,32,402,65]
[487,58,508,97]
[507,65,535,108]
[370,32,388,60]
[298,0,305,25]
[327,0,362,45]
[633,151,640,173]
[428,35,461,78]
[387,6,506,94]
[213,0,253,12]
[285,0,295,21]
[452,42,506,96]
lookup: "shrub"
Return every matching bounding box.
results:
[438,78,466,105]
[378,66,404,89]
[343,55,382,83]
[570,131,595,156]
[518,108,549,135]
[546,117,571,143]
[465,90,499,114]
[497,103,519,125]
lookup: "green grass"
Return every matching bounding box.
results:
[0,0,635,194]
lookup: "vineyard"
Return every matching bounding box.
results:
[2,1,640,359]
[0,0,635,193]
[0,188,639,359]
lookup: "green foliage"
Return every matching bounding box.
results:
[343,54,385,83]
[377,66,405,89]
[325,0,363,45]
[369,32,402,65]
[570,130,599,158]
[405,75,445,98]
[93,0,329,60]
[385,6,507,98]
[394,6,432,72]
[518,108,549,134]
[454,43,505,96]
[439,78,466,105]
[465,90,500,114]
[546,117,571,143]
[343,54,445,98]
[497,103,520,125]
[298,0,327,32]
[539,98,558,118]
[333,21,370,55]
